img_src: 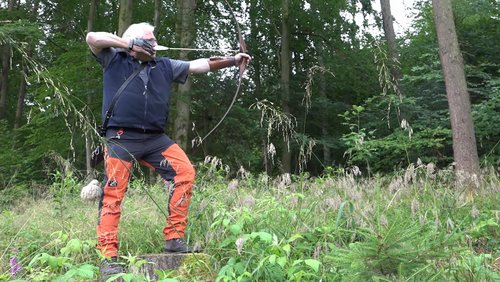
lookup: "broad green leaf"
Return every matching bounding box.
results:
[288,234,304,243]
[277,256,287,268]
[304,259,321,272]
[282,244,291,255]
[269,254,277,265]
[229,224,241,235]
[251,232,272,243]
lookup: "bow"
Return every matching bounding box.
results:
[194,0,248,146]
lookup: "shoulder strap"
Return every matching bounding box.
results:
[100,63,147,136]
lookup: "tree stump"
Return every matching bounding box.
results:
[132,253,208,280]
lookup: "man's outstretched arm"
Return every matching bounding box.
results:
[188,53,251,74]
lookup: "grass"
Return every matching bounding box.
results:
[0,163,499,281]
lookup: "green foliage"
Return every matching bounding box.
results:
[0,20,41,44]
[0,0,497,182]
[328,217,455,280]
[1,166,499,281]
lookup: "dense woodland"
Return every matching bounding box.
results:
[0,1,499,281]
[0,0,498,189]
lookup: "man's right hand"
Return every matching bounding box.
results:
[130,38,155,55]
[129,38,156,61]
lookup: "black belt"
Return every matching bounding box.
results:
[107,127,164,134]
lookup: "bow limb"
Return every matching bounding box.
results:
[239,34,248,77]
[228,0,248,77]
[195,1,248,146]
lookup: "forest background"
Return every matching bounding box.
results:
[0,0,498,194]
[0,0,499,281]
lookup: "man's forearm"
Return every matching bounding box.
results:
[86,32,129,55]
[189,57,237,74]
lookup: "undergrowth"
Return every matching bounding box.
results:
[0,162,498,281]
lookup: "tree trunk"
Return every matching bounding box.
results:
[14,57,27,129]
[172,0,196,150]
[14,0,39,129]
[318,54,331,167]
[154,0,161,28]
[0,0,15,120]
[118,0,133,37]
[380,0,401,86]
[249,0,269,174]
[85,0,98,177]
[87,0,97,33]
[432,0,480,176]
[280,0,292,173]
[0,46,10,120]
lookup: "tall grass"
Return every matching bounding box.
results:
[0,163,498,281]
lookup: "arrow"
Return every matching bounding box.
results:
[154,45,238,53]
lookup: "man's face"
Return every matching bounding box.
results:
[142,30,157,56]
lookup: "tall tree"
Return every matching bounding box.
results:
[154,0,161,28]
[172,0,196,150]
[280,0,292,173]
[379,0,401,82]
[85,0,98,175]
[0,0,16,120]
[14,0,38,129]
[118,0,132,36]
[14,58,27,129]
[432,0,480,176]
[318,52,331,167]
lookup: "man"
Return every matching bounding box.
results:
[86,22,250,278]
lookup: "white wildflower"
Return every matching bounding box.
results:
[313,244,321,259]
[289,195,299,207]
[419,214,426,226]
[242,195,255,207]
[267,143,276,163]
[411,199,420,216]
[352,166,362,177]
[237,166,250,179]
[228,179,239,192]
[380,214,389,227]
[278,173,292,188]
[404,164,415,185]
[446,218,454,230]
[426,162,435,176]
[389,177,404,192]
[471,205,480,219]
[324,196,341,211]
[235,237,245,255]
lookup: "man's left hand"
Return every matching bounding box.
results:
[235,53,251,66]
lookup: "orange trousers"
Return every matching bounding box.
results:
[96,128,195,257]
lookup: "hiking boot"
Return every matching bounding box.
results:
[164,238,200,253]
[99,256,124,282]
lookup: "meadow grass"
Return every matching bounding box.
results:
[0,164,498,281]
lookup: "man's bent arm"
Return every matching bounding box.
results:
[86,32,129,55]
